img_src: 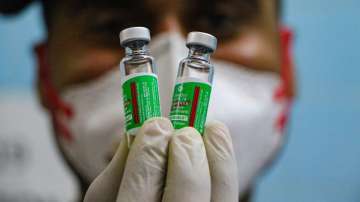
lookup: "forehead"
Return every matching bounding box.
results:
[46,0,167,47]
[49,0,162,28]
[45,0,271,41]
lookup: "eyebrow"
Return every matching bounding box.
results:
[86,12,124,34]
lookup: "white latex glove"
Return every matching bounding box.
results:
[84,117,239,202]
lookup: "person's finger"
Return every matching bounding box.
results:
[203,121,239,202]
[117,117,173,202]
[84,135,129,202]
[162,127,211,202]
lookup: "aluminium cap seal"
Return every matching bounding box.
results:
[119,27,151,46]
[186,32,217,51]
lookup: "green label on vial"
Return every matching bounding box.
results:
[122,73,161,132]
[169,81,212,134]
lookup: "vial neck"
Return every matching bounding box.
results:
[188,46,211,61]
[125,41,149,56]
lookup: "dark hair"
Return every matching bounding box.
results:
[0,0,54,28]
[0,0,167,31]
[0,0,33,14]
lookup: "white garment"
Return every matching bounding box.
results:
[58,32,285,196]
[209,60,284,195]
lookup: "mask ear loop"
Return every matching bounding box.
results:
[274,26,295,132]
[34,42,74,141]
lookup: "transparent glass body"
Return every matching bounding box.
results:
[120,40,156,77]
[119,40,157,146]
[177,45,214,83]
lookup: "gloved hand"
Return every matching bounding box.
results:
[84,117,239,202]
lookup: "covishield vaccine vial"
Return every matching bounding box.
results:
[170,32,217,134]
[119,27,161,142]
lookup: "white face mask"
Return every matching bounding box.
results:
[57,32,288,195]
[208,60,285,195]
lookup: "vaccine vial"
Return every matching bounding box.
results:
[119,27,161,140]
[169,32,217,134]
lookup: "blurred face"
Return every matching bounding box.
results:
[36,0,292,188]
[46,0,281,92]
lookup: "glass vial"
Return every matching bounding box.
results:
[169,32,217,134]
[119,27,161,143]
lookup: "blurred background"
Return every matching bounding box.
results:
[1,0,359,201]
